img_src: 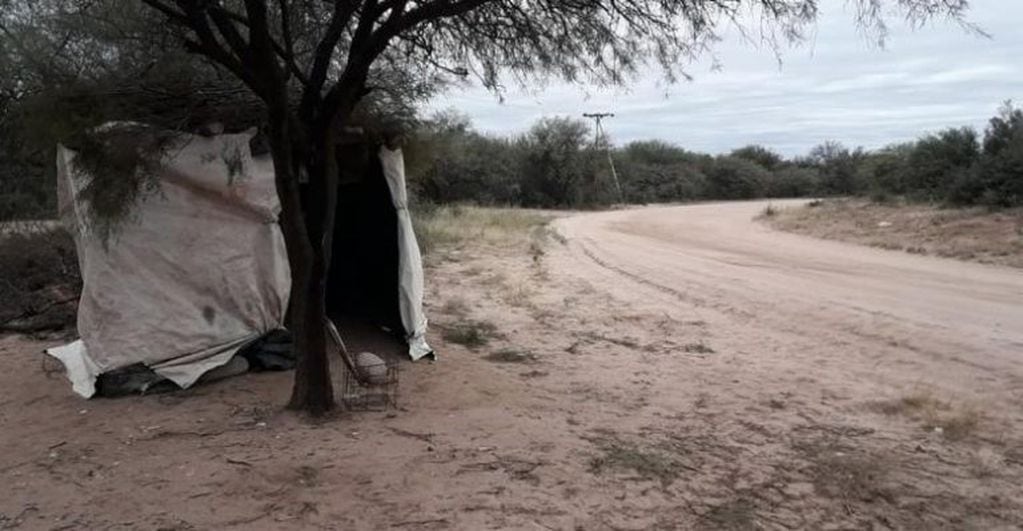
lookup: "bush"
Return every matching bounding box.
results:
[731,145,783,171]
[0,98,55,221]
[615,141,710,203]
[618,162,707,203]
[0,227,81,333]
[808,141,867,196]
[765,166,821,198]
[850,103,1022,208]
[856,144,912,200]
[517,116,599,208]
[904,127,980,202]
[705,156,770,199]
[974,102,1023,207]
[406,111,522,206]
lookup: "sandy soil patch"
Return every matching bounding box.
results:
[763,198,1023,268]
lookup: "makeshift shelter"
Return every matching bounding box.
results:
[47,127,432,398]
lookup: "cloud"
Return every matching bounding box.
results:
[425,0,1021,156]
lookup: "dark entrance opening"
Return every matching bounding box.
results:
[325,140,407,359]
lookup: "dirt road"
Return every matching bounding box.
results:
[554,200,1023,399]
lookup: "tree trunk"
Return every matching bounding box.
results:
[286,250,334,414]
[266,110,336,415]
[267,79,362,415]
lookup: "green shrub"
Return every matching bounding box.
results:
[705,156,770,199]
[0,228,80,333]
[730,144,783,170]
[904,127,980,202]
[517,116,599,208]
[765,166,821,198]
[808,141,867,196]
[975,102,1023,207]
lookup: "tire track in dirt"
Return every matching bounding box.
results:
[552,200,1023,398]
[541,201,1023,528]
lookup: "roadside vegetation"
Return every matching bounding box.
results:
[5,102,1021,224]
[0,225,80,335]
[766,199,1023,268]
[870,390,984,442]
[411,204,553,257]
[399,102,1023,212]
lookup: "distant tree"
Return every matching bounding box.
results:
[809,141,867,195]
[616,140,709,202]
[706,156,771,199]
[975,101,1023,206]
[856,143,913,201]
[518,117,592,207]
[731,145,783,171]
[766,166,821,198]
[0,1,179,221]
[621,140,703,167]
[905,127,980,201]
[407,111,520,205]
[982,101,1023,156]
[0,93,51,220]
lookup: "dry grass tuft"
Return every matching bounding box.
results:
[870,390,983,441]
[935,407,983,441]
[810,452,896,504]
[440,297,470,316]
[683,342,715,354]
[440,319,500,349]
[484,348,537,364]
[870,391,947,416]
[413,204,554,256]
[586,434,687,487]
[970,446,1007,477]
[701,497,758,530]
[791,429,897,504]
[503,283,536,308]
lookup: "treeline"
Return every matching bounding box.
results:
[3,101,1021,221]
[406,102,1023,209]
[0,97,54,220]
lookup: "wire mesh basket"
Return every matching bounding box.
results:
[326,318,400,411]
[337,357,399,411]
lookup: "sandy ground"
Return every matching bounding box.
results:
[3,200,1023,530]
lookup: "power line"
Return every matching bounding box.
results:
[583,112,623,204]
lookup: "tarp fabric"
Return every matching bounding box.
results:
[50,129,290,397]
[379,147,433,360]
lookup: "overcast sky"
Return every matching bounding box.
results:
[424,0,1021,156]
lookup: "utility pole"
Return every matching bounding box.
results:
[583,112,624,204]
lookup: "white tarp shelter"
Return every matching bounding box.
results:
[48,128,431,398]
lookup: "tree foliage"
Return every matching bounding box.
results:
[517,117,595,207]
[731,145,784,171]
[408,102,1022,209]
[407,110,520,204]
[616,141,709,203]
[905,127,980,200]
[975,102,1023,207]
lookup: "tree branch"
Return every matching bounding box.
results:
[139,0,187,24]
[300,0,359,120]
[277,0,295,81]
